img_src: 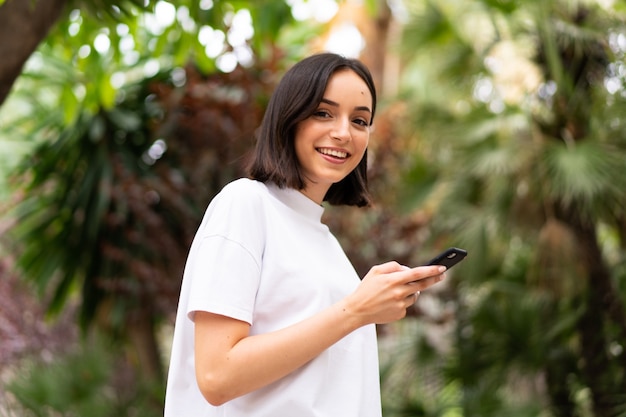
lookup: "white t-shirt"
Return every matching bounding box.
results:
[164,178,381,417]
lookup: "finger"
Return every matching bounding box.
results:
[408,272,446,290]
[399,265,446,284]
[405,291,419,307]
[370,261,406,275]
[406,290,420,299]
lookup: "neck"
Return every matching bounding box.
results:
[299,185,328,206]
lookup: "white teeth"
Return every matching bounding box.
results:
[318,148,348,158]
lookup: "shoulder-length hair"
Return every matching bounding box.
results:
[248,52,377,207]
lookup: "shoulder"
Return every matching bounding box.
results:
[196,178,271,239]
[213,178,269,208]
[221,177,267,195]
[204,178,272,219]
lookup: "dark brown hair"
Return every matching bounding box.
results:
[248,52,377,207]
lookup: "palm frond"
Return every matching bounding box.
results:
[542,140,626,209]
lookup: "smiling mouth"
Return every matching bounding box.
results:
[317,148,349,159]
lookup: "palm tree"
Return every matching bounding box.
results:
[0,0,148,105]
[382,0,626,416]
[1,0,298,401]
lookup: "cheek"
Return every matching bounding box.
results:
[355,135,369,157]
[349,137,368,172]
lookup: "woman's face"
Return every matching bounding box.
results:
[294,69,373,204]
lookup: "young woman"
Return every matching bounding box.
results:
[164,53,446,417]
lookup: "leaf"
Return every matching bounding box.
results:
[543,141,625,204]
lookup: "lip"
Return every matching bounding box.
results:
[316,147,351,163]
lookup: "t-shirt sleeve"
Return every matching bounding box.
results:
[186,236,261,324]
[183,181,266,325]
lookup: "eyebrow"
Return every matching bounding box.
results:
[321,98,371,114]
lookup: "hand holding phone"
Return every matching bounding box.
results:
[424,247,468,270]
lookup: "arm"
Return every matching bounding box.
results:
[194,262,446,406]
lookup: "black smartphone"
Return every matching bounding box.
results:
[424,247,468,270]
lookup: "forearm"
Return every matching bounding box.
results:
[195,262,445,406]
[195,298,363,405]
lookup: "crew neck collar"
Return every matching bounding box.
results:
[266,182,325,222]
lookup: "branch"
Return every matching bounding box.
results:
[0,0,68,106]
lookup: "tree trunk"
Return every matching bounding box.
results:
[359,0,392,95]
[127,304,164,384]
[557,202,626,416]
[326,0,393,96]
[0,0,67,106]
[545,356,577,416]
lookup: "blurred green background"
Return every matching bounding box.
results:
[1,0,625,416]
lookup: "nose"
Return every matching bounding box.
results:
[331,117,351,142]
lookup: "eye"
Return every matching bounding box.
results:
[313,109,332,118]
[353,118,369,127]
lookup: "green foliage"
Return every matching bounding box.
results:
[1,0,312,329]
[543,140,625,209]
[0,2,312,402]
[4,0,626,415]
[383,0,626,415]
[9,70,166,325]
[6,338,163,417]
